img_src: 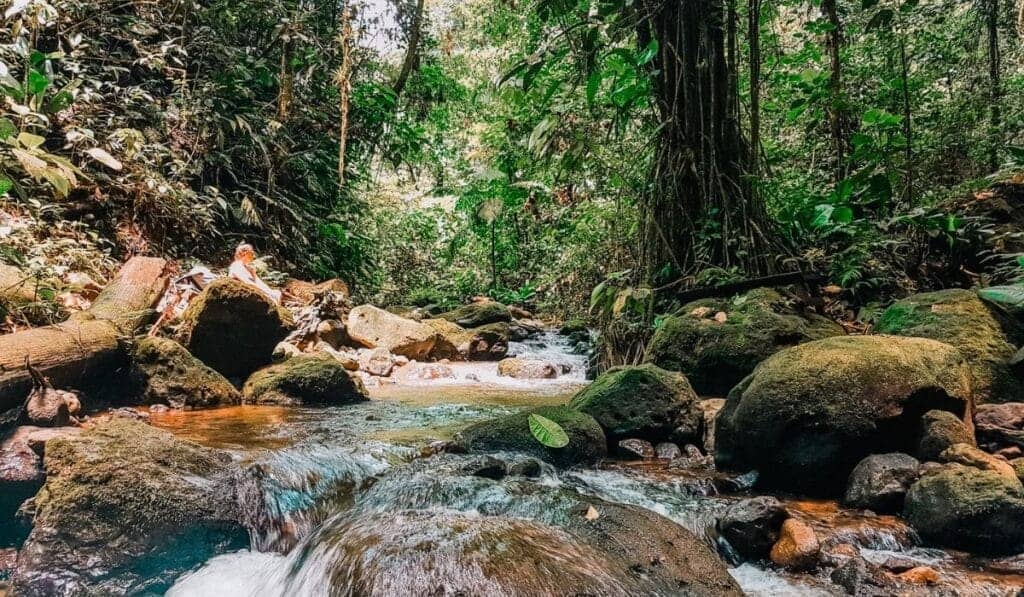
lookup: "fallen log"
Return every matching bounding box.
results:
[670,271,823,304]
[0,257,169,418]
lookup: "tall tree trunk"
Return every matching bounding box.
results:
[822,0,849,180]
[898,33,914,206]
[392,0,426,97]
[987,0,1002,172]
[636,0,773,280]
[337,7,354,185]
[748,0,762,176]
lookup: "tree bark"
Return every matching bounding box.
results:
[987,0,1002,172]
[0,257,169,416]
[392,0,426,97]
[822,0,849,180]
[748,0,762,176]
[636,0,774,279]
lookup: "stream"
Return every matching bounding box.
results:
[148,332,1024,596]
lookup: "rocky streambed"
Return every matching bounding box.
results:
[3,283,1024,596]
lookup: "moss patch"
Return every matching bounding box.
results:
[175,279,293,380]
[569,364,701,445]
[714,335,975,495]
[242,355,367,405]
[644,288,843,396]
[875,289,1024,403]
[130,337,240,409]
[457,406,606,468]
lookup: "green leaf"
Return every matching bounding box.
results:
[0,117,15,140]
[978,286,1024,308]
[636,39,659,65]
[528,413,569,448]
[586,70,601,106]
[17,132,45,149]
[27,70,48,95]
[0,177,12,196]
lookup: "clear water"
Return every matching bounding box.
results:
[157,331,1024,596]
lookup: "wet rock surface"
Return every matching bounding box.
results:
[715,335,974,495]
[570,363,702,446]
[496,357,558,379]
[242,356,368,406]
[175,279,293,379]
[456,405,606,467]
[12,419,248,595]
[129,337,240,409]
[644,288,844,396]
[717,496,789,561]
[439,301,511,328]
[903,463,1024,555]
[843,453,920,513]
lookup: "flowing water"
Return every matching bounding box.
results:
[151,332,1024,596]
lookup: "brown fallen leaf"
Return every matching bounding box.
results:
[713,311,727,323]
[584,505,600,521]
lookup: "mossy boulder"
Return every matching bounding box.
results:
[644,288,844,396]
[130,337,240,409]
[242,356,367,406]
[915,409,975,462]
[559,318,588,335]
[569,364,701,446]
[175,279,293,380]
[422,319,509,361]
[875,289,1024,403]
[440,301,511,328]
[903,463,1024,555]
[456,406,606,468]
[715,335,975,495]
[12,419,246,595]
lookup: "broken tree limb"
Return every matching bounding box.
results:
[0,257,169,417]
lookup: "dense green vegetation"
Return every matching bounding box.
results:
[0,0,1022,326]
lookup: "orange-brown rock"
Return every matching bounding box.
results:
[769,518,820,571]
[897,566,939,585]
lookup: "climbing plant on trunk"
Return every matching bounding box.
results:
[634,0,774,279]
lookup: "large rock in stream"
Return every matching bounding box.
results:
[439,301,511,328]
[265,507,741,596]
[903,463,1024,555]
[644,288,844,396]
[715,335,974,495]
[129,337,240,409]
[12,419,247,596]
[347,304,440,360]
[175,279,293,380]
[242,356,367,406]
[456,406,606,468]
[875,289,1024,403]
[569,363,702,446]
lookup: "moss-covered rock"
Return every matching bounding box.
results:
[875,289,1024,403]
[559,318,588,335]
[12,419,246,595]
[569,364,701,446]
[175,279,293,380]
[915,409,975,462]
[644,288,844,396]
[1012,458,1024,482]
[440,301,511,328]
[903,463,1024,555]
[242,356,367,406]
[130,337,240,409]
[456,406,606,468]
[715,335,974,495]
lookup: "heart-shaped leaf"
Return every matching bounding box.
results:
[528,413,569,448]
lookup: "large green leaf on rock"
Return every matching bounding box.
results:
[978,285,1024,308]
[528,413,569,448]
